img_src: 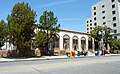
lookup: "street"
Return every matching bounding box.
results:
[0,56,120,74]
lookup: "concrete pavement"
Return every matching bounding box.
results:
[0,55,120,74]
[0,54,120,63]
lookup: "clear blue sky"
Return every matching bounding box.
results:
[0,0,101,32]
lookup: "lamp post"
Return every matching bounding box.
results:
[99,28,104,55]
[101,28,105,55]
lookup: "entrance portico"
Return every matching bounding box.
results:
[53,30,95,55]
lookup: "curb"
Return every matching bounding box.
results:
[0,54,120,63]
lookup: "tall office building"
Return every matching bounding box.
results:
[86,0,120,39]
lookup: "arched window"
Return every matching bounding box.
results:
[63,34,70,50]
[72,36,78,51]
[53,34,60,48]
[88,38,93,50]
[81,37,86,51]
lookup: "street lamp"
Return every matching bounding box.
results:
[99,29,104,55]
[101,27,105,55]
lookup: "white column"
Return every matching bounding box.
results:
[59,34,63,50]
[86,37,88,51]
[70,35,73,51]
[92,38,95,52]
[79,37,81,51]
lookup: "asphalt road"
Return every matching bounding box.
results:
[0,56,120,74]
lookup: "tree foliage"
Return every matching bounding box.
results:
[90,26,103,41]
[0,20,7,49]
[90,26,113,50]
[109,39,120,51]
[7,2,36,56]
[34,30,47,48]
[35,11,60,51]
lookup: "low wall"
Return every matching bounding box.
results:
[0,50,35,57]
[0,50,9,57]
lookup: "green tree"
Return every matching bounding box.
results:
[109,39,120,52]
[0,20,7,49]
[90,26,112,51]
[7,2,36,56]
[34,30,47,48]
[90,26,103,42]
[37,11,60,55]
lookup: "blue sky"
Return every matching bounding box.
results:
[0,0,100,32]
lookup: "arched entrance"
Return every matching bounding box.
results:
[53,34,60,49]
[53,34,60,55]
[63,34,70,50]
[81,37,86,51]
[72,36,78,51]
[88,38,93,50]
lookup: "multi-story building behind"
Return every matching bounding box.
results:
[86,0,120,39]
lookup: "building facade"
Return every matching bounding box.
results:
[53,30,94,55]
[1,30,95,55]
[86,0,120,39]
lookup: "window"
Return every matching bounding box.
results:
[87,21,88,23]
[94,23,97,26]
[90,24,92,26]
[114,30,117,33]
[111,0,115,2]
[53,40,59,48]
[114,36,117,39]
[87,28,89,30]
[113,23,116,27]
[102,16,105,19]
[93,7,96,10]
[90,27,92,29]
[118,0,120,2]
[87,24,89,27]
[94,17,96,20]
[90,20,92,22]
[73,39,78,50]
[102,5,105,8]
[112,4,115,8]
[94,12,96,15]
[103,22,106,25]
[113,17,116,21]
[112,10,116,14]
[63,38,69,49]
[102,11,105,13]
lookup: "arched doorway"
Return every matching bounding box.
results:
[53,34,60,55]
[72,36,78,51]
[63,34,70,50]
[53,34,60,49]
[81,37,86,51]
[88,38,93,51]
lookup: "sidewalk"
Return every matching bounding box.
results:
[0,54,120,63]
[0,56,68,62]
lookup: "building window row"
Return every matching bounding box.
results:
[94,12,96,15]
[90,24,92,26]
[112,4,115,8]
[94,17,96,20]
[86,20,93,24]
[114,30,117,33]
[114,36,117,39]
[102,16,105,19]
[111,0,115,2]
[94,22,97,26]
[103,22,106,25]
[102,11,105,14]
[113,17,116,21]
[112,10,116,14]
[113,23,116,27]
[102,5,105,8]
[93,7,96,10]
